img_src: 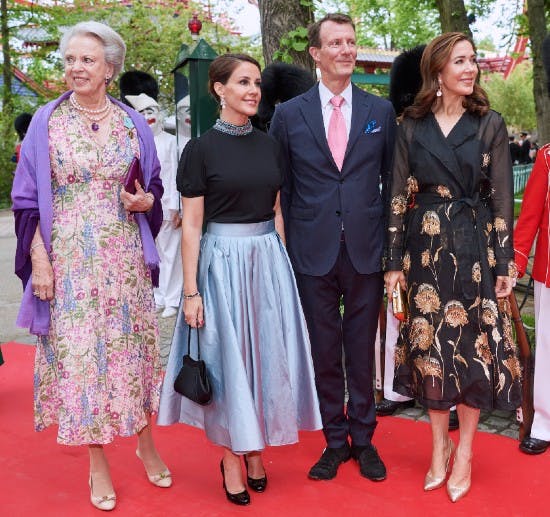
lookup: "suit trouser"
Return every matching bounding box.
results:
[531,280,550,441]
[295,241,383,448]
[154,220,183,308]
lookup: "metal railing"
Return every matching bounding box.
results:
[513,164,533,195]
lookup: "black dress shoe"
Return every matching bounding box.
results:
[308,444,352,480]
[220,460,250,505]
[243,455,268,492]
[519,436,550,455]
[375,398,415,416]
[448,409,459,431]
[352,444,387,481]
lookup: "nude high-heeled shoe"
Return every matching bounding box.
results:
[424,438,455,491]
[447,460,471,502]
[136,449,172,488]
[89,474,116,511]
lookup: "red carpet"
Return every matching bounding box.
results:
[1,341,548,516]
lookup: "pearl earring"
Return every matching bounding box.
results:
[220,96,226,109]
[436,80,442,97]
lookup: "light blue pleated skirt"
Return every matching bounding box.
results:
[157,220,322,453]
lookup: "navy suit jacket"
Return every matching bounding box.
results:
[270,83,396,276]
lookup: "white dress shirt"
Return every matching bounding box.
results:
[319,81,353,139]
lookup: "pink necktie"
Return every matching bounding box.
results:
[328,95,347,171]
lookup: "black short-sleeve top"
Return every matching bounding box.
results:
[177,127,283,223]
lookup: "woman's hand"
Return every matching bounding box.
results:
[171,210,182,229]
[495,275,513,298]
[120,180,154,212]
[384,270,407,297]
[31,248,54,301]
[183,296,204,328]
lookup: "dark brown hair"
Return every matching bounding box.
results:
[308,13,355,48]
[403,32,490,119]
[208,53,261,102]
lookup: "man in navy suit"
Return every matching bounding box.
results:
[270,13,396,481]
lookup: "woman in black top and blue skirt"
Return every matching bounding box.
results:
[157,54,321,506]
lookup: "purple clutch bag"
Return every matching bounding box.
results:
[124,157,144,194]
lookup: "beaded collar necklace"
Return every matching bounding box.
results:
[213,118,253,136]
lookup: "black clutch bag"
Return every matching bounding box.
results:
[173,325,212,405]
[123,156,144,194]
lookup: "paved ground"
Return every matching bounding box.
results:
[0,210,35,345]
[0,209,525,440]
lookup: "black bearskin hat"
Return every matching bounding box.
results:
[119,70,159,106]
[254,62,315,131]
[14,112,33,140]
[389,45,426,116]
[543,35,550,96]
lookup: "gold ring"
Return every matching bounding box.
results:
[33,290,40,296]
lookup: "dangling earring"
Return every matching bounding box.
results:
[105,77,111,85]
[220,96,226,109]
[436,80,442,97]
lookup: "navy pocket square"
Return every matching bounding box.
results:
[364,120,382,134]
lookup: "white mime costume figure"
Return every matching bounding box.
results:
[373,306,415,415]
[176,95,191,156]
[126,93,183,317]
[383,305,414,403]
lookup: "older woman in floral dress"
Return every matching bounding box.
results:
[12,21,170,511]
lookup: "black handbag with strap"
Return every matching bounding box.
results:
[173,325,212,405]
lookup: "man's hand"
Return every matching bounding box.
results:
[171,210,182,229]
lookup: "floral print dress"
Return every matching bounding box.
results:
[385,111,522,411]
[33,100,162,445]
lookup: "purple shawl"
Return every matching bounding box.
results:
[11,91,164,335]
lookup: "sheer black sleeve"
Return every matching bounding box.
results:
[486,112,515,277]
[384,120,413,271]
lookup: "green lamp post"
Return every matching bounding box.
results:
[172,13,218,139]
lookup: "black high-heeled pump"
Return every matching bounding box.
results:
[243,455,268,493]
[220,459,250,505]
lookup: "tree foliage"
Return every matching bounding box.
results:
[482,62,536,131]
[314,0,501,49]
[322,0,440,49]
[7,0,257,103]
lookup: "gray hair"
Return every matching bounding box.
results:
[59,21,126,84]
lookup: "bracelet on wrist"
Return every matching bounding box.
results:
[183,291,201,299]
[30,241,45,255]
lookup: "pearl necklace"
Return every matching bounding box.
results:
[69,93,112,131]
[70,93,110,114]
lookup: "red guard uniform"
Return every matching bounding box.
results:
[514,143,550,442]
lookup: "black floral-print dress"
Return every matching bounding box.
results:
[385,110,522,410]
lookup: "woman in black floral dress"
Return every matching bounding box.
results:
[384,33,521,503]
